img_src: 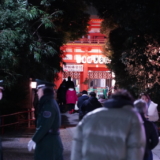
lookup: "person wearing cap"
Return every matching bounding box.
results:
[28,79,63,160]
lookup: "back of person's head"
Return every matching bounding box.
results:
[62,79,66,84]
[68,76,71,81]
[89,92,96,98]
[82,90,88,95]
[134,99,147,115]
[139,92,150,100]
[98,94,105,99]
[111,89,134,102]
[43,87,54,96]
[60,79,66,87]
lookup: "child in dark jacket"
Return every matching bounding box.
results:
[134,99,159,160]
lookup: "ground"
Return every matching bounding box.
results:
[1,112,160,160]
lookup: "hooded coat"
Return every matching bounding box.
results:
[77,95,89,120]
[71,97,146,160]
[80,97,102,119]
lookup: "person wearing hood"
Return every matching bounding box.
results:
[134,99,159,160]
[66,84,77,114]
[57,79,67,113]
[139,93,159,123]
[80,92,102,119]
[66,76,75,90]
[71,89,146,160]
[77,90,89,120]
[28,79,63,160]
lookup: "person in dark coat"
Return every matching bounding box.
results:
[0,80,4,160]
[66,76,75,90]
[57,79,67,113]
[77,90,89,120]
[81,92,102,119]
[28,79,63,160]
[134,99,159,160]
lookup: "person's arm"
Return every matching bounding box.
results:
[77,98,80,108]
[71,122,83,160]
[32,104,55,143]
[126,113,146,160]
[148,102,159,121]
[74,91,78,102]
[149,123,159,150]
[148,102,157,115]
[81,101,86,114]
[98,101,102,107]
[66,90,68,103]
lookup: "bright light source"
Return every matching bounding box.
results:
[30,81,37,89]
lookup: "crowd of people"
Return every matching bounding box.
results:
[56,76,109,115]
[1,77,159,160]
[55,77,160,160]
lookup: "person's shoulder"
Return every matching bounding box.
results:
[82,95,89,99]
[78,96,84,100]
[81,98,89,105]
[150,101,158,107]
[119,105,142,120]
[82,107,108,119]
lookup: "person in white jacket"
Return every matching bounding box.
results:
[71,89,146,160]
[139,93,159,122]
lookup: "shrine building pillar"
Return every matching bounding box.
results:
[80,49,89,91]
[54,71,63,90]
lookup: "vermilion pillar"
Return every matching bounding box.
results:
[80,63,88,91]
[54,71,63,89]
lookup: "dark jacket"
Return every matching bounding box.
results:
[71,97,146,160]
[32,94,63,160]
[81,97,102,119]
[66,80,75,90]
[77,95,89,120]
[57,85,67,103]
[142,115,159,160]
[77,95,89,109]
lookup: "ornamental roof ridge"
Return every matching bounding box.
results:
[66,43,104,46]
[90,19,103,22]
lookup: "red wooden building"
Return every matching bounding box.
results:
[55,18,115,93]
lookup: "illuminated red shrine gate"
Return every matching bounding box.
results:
[55,18,115,92]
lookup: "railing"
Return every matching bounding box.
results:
[68,38,105,44]
[1,107,160,133]
[0,109,35,134]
